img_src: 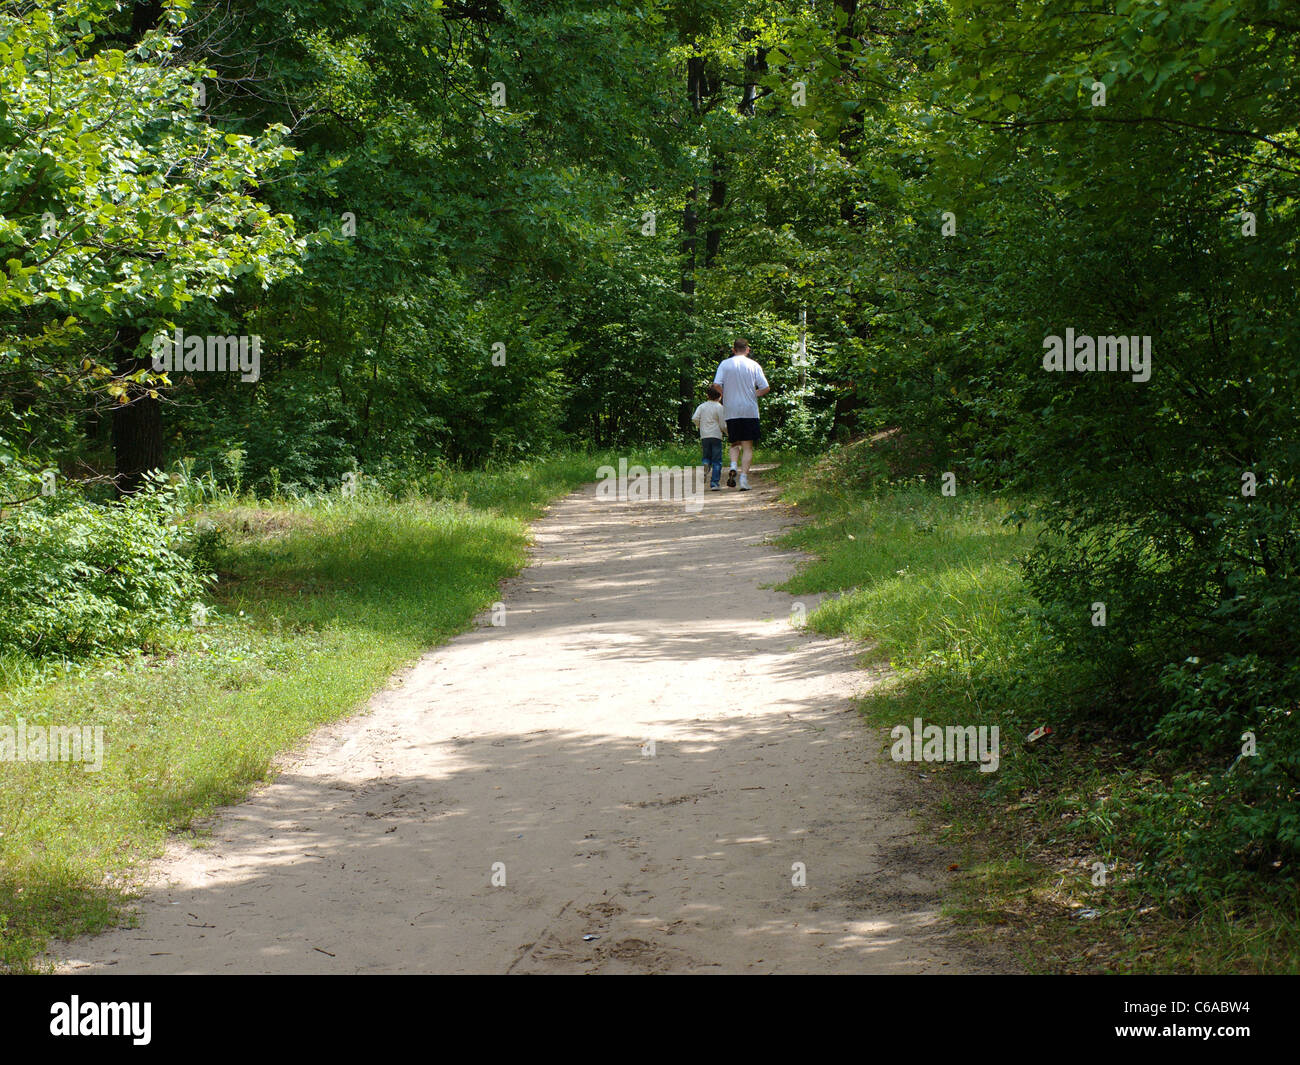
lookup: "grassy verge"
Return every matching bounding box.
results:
[0,447,692,972]
[772,446,1300,974]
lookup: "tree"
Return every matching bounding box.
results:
[0,0,303,490]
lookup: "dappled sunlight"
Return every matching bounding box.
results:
[54,475,990,975]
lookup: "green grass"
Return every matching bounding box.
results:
[771,447,1300,975]
[0,447,691,972]
[777,475,1033,679]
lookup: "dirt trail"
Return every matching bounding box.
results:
[58,465,998,974]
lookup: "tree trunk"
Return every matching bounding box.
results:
[111,326,164,494]
[106,3,168,493]
[131,0,164,39]
[680,176,699,434]
[679,52,708,434]
[704,159,726,268]
[835,0,861,223]
[741,44,766,116]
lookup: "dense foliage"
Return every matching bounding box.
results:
[0,474,206,654]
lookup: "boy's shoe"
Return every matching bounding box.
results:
[727,469,737,488]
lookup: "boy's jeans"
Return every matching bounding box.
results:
[701,437,723,488]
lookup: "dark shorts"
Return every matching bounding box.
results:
[726,418,761,443]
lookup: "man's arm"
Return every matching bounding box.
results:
[755,385,770,398]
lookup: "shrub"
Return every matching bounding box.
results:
[0,473,210,657]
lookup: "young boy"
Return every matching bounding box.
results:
[691,384,727,491]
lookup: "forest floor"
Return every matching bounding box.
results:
[53,465,1009,974]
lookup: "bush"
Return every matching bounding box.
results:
[0,473,210,657]
[763,394,832,453]
[1134,654,1300,901]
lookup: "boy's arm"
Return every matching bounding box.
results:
[691,404,702,426]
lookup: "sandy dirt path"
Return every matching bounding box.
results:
[57,465,998,974]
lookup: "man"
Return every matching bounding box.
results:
[713,338,770,491]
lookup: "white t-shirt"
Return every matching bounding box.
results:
[713,354,769,420]
[691,400,726,439]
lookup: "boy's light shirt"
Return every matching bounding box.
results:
[691,400,727,439]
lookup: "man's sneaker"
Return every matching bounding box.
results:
[739,475,751,491]
[710,484,720,491]
[726,469,737,488]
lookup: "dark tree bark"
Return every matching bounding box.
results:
[704,158,726,268]
[835,0,861,223]
[680,176,700,433]
[97,1,165,48]
[104,2,169,493]
[132,0,165,38]
[679,53,709,433]
[110,327,164,495]
[741,44,767,116]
